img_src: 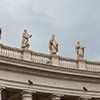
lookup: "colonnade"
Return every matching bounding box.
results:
[0,89,93,100]
[21,91,91,100]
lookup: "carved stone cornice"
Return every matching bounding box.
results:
[0,56,100,83]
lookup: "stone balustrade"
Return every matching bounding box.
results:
[85,60,100,72]
[59,56,77,69]
[31,51,50,64]
[0,43,100,72]
[0,44,22,60]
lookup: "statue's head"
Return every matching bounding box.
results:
[24,29,27,32]
[77,42,80,44]
[52,34,55,40]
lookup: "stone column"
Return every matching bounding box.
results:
[51,94,61,100]
[77,59,86,70]
[0,88,4,100]
[22,90,33,100]
[0,90,2,100]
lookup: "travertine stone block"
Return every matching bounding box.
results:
[77,59,86,70]
[51,55,59,66]
[22,50,32,61]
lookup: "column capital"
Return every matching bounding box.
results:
[21,90,36,100]
[0,86,5,93]
[21,89,36,95]
[78,96,91,100]
[52,93,64,97]
[51,93,63,100]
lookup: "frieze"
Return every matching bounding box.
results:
[0,56,100,83]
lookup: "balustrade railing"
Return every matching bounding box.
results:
[0,43,100,72]
[32,51,50,64]
[85,61,100,72]
[59,56,77,69]
[0,44,22,59]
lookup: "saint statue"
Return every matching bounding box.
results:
[0,27,2,39]
[75,42,85,59]
[21,29,32,49]
[49,35,58,54]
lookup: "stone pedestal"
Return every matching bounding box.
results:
[22,90,33,100]
[77,59,86,70]
[51,55,59,66]
[22,50,32,61]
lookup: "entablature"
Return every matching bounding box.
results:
[0,56,100,83]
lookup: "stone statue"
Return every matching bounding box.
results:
[49,35,58,54]
[0,27,2,39]
[21,29,32,49]
[75,42,85,59]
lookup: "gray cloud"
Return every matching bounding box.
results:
[0,0,100,61]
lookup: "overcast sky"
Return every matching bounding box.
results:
[0,0,100,61]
